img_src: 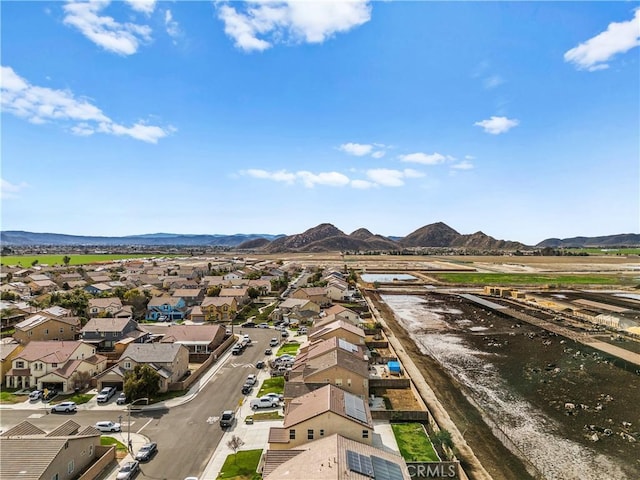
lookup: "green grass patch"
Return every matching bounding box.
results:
[150,390,187,403]
[256,303,277,322]
[0,253,181,267]
[0,390,27,404]
[431,272,632,286]
[392,423,440,462]
[257,376,285,397]
[250,411,284,421]
[217,449,262,480]
[100,436,128,452]
[51,393,94,405]
[564,248,640,256]
[276,342,300,356]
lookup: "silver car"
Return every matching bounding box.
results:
[51,401,77,413]
[94,421,121,432]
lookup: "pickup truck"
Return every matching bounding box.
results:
[250,396,278,410]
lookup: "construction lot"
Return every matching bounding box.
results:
[372,290,640,480]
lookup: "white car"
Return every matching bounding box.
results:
[96,386,116,403]
[28,390,43,401]
[94,421,121,432]
[51,401,77,413]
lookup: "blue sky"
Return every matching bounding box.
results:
[1,1,639,245]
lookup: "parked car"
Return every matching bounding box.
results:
[241,383,253,395]
[269,337,279,347]
[258,322,269,329]
[299,327,308,335]
[96,386,117,403]
[250,396,279,410]
[94,421,121,432]
[264,392,284,403]
[241,321,256,328]
[116,460,139,480]
[135,442,157,462]
[245,374,257,385]
[28,390,43,401]
[256,361,265,369]
[43,389,58,401]
[51,401,77,413]
[264,348,273,356]
[219,410,235,428]
[274,354,295,364]
[116,392,127,405]
[281,331,289,338]
[231,346,242,355]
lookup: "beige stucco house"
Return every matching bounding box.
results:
[269,384,374,450]
[13,313,80,344]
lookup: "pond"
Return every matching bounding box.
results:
[361,273,417,283]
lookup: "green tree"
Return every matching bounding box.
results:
[247,287,260,299]
[432,429,454,450]
[62,255,71,266]
[0,291,17,301]
[31,259,39,267]
[123,289,150,319]
[206,286,221,297]
[123,364,161,401]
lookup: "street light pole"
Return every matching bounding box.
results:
[127,397,149,453]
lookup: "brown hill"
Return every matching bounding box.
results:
[400,222,461,247]
[451,231,524,250]
[263,223,346,253]
[236,237,271,250]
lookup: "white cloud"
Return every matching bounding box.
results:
[216,0,371,52]
[398,152,450,165]
[1,66,173,143]
[63,0,152,55]
[564,9,640,71]
[297,171,350,188]
[1,178,29,199]
[365,168,423,187]
[371,150,385,159]
[351,179,376,189]
[242,169,349,187]
[165,9,180,39]
[483,74,504,89]
[124,0,156,15]
[474,116,519,135]
[339,142,373,156]
[451,161,474,170]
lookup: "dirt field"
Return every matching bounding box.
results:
[372,292,640,480]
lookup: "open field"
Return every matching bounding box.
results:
[376,292,640,480]
[0,253,179,266]
[430,272,637,286]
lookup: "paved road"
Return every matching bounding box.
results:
[1,328,279,480]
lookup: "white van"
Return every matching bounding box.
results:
[250,396,278,410]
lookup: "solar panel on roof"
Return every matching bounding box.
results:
[346,450,374,477]
[344,392,367,423]
[371,455,404,480]
[338,338,358,353]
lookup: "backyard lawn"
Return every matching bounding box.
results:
[391,423,440,462]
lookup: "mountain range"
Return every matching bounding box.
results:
[2,223,638,251]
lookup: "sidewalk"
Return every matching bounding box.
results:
[201,364,282,479]
[95,431,151,480]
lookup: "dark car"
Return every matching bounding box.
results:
[135,442,157,462]
[241,321,256,328]
[220,410,235,428]
[241,383,253,395]
[43,389,58,401]
[256,361,265,369]
[264,348,272,355]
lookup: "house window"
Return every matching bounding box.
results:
[362,430,369,439]
[44,329,49,335]
[319,429,325,437]
[51,474,59,480]
[28,331,33,336]
[67,460,74,474]
[89,445,94,456]
[347,378,352,387]
[307,429,314,440]
[16,361,24,368]
[52,363,58,368]
[335,378,342,386]
[124,362,131,369]
[289,429,296,440]
[59,328,64,333]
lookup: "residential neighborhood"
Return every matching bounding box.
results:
[0,255,464,480]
